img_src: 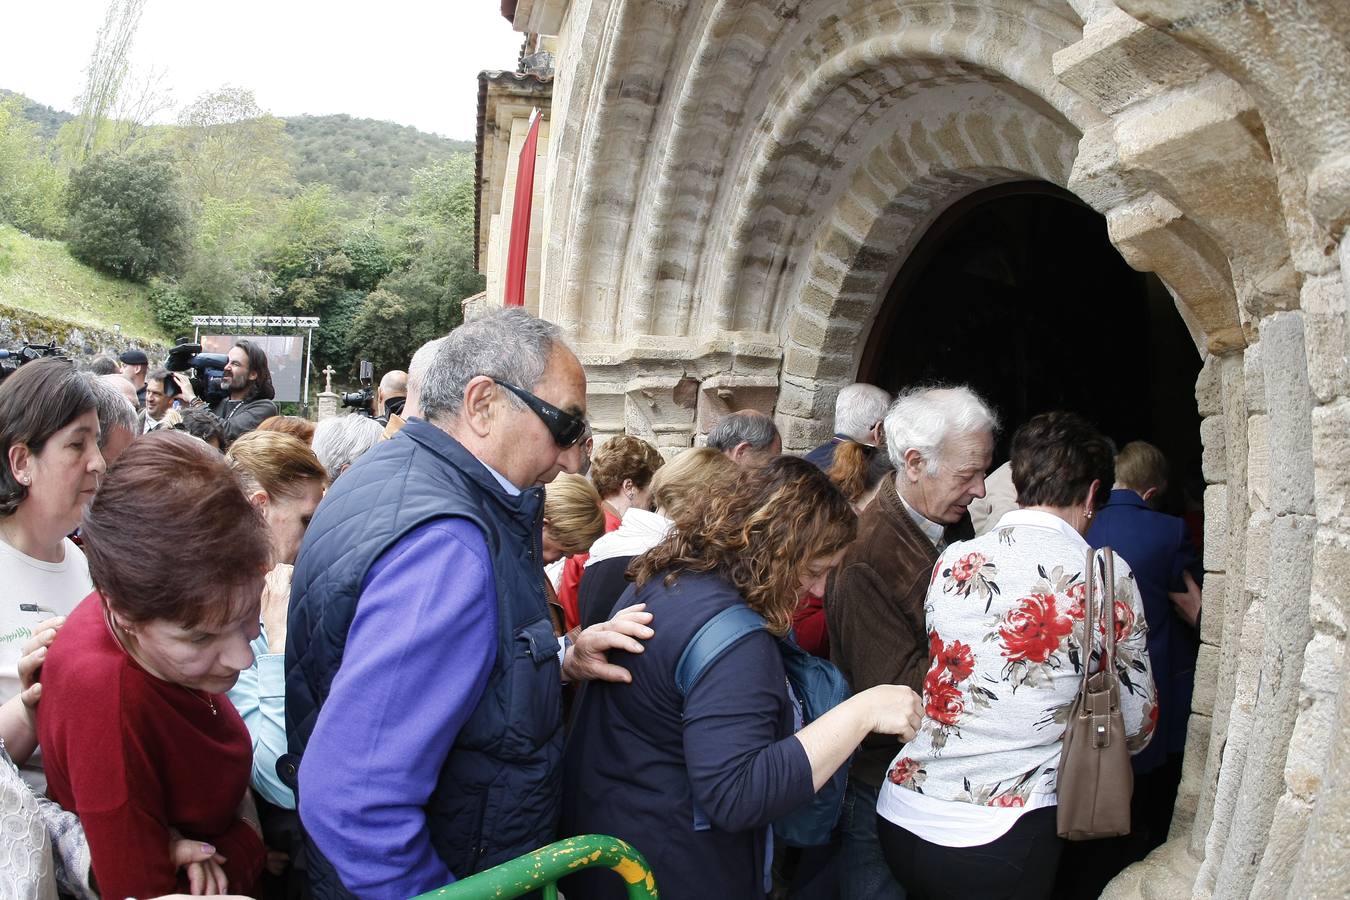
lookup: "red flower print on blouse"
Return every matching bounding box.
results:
[999,592,1074,664]
[1065,582,1087,618]
[1112,599,1135,643]
[951,552,987,585]
[929,629,943,663]
[990,794,1026,808]
[888,757,921,786]
[938,640,975,683]
[925,678,965,726]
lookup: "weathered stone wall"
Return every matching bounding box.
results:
[0,303,168,362]
[502,2,1350,894]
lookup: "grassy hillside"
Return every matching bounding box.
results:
[0,224,166,342]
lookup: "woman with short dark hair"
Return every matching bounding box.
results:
[0,359,104,708]
[562,457,923,898]
[38,431,269,898]
[875,411,1157,899]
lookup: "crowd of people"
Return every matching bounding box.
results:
[0,308,1205,900]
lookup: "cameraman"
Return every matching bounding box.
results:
[374,370,407,426]
[177,341,278,445]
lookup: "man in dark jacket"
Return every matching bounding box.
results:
[208,340,278,443]
[826,385,997,900]
[285,309,653,900]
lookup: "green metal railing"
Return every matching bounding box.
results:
[408,834,659,899]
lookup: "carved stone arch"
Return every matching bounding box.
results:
[769,79,1084,446]
[695,3,1103,343]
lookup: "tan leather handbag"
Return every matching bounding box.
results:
[1057,547,1133,840]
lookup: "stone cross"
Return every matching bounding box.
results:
[322,365,336,394]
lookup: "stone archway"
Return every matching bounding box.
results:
[519,2,1350,895]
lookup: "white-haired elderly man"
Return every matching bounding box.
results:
[804,382,892,470]
[826,384,998,900]
[312,413,385,482]
[285,308,654,899]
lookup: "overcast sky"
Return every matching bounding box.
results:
[0,1,525,140]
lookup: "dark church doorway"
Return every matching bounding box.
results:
[858,182,1203,518]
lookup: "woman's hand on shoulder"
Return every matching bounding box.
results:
[858,684,923,742]
[17,615,65,707]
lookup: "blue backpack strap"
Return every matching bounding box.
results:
[674,604,766,696]
[675,603,765,832]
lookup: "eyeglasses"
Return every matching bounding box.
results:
[491,379,588,449]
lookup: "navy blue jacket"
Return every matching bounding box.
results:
[804,434,848,470]
[1088,489,1201,771]
[561,572,813,900]
[285,419,562,896]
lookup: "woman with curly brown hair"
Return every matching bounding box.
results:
[554,434,664,631]
[561,456,922,899]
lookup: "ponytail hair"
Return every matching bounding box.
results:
[827,441,893,504]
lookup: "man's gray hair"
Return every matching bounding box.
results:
[402,337,445,419]
[834,383,891,441]
[312,413,385,482]
[419,308,565,423]
[885,385,998,474]
[87,374,138,448]
[706,410,780,452]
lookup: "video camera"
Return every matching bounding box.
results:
[163,342,230,405]
[0,342,65,382]
[341,360,375,416]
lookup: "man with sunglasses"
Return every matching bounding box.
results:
[284,308,654,900]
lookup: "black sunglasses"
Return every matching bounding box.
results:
[492,379,588,449]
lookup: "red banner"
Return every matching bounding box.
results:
[504,110,542,308]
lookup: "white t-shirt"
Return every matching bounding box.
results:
[0,537,93,703]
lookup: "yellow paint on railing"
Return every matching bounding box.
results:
[611,856,648,884]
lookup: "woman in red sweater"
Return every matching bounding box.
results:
[38,431,270,898]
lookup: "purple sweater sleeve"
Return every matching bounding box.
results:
[299,518,497,899]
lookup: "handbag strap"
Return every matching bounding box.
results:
[1101,547,1117,668]
[1079,546,1120,705]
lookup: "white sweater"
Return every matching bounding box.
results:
[877,509,1156,844]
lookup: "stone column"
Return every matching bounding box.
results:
[316,391,339,421]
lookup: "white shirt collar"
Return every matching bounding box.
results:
[480,460,521,497]
[897,492,946,546]
[991,508,1090,549]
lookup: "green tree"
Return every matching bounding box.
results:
[403,153,476,242]
[66,148,189,281]
[348,233,480,374]
[67,0,147,163]
[0,97,67,238]
[175,86,292,209]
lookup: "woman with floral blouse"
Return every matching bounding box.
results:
[876,411,1157,899]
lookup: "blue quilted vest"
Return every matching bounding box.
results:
[284,419,563,895]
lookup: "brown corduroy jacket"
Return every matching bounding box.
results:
[825,474,940,788]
